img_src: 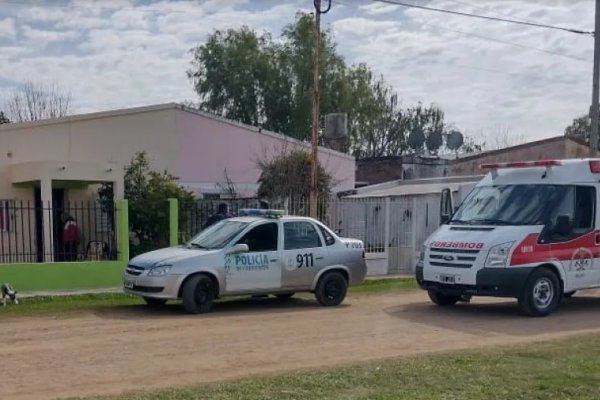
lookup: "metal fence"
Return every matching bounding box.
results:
[0,200,118,264]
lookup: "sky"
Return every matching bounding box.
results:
[0,0,595,143]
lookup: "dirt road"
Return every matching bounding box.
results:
[4,291,600,400]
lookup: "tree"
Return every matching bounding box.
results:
[0,111,9,124]
[4,81,72,122]
[98,152,195,256]
[564,114,592,143]
[257,149,331,202]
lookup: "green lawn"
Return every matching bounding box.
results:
[75,334,600,400]
[0,277,417,317]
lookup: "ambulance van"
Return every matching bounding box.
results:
[416,159,600,317]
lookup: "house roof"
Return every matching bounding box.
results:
[0,102,354,160]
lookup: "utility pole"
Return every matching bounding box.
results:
[310,0,331,219]
[590,0,600,157]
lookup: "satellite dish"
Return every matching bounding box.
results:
[325,113,348,139]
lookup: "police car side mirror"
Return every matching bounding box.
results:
[228,243,249,254]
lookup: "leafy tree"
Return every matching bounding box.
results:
[257,149,331,202]
[98,152,195,256]
[564,114,592,143]
[0,111,9,124]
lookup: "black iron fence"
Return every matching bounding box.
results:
[178,197,332,243]
[0,200,118,264]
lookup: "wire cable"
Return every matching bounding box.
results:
[372,0,594,36]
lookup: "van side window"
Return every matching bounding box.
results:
[573,186,596,232]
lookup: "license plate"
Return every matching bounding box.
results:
[124,280,135,289]
[439,274,455,284]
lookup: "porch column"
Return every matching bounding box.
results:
[112,179,124,201]
[41,177,54,262]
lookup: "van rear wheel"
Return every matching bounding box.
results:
[428,290,460,306]
[518,268,560,317]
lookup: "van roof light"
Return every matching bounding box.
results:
[480,160,562,170]
[590,160,600,173]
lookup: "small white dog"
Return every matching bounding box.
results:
[1,283,18,306]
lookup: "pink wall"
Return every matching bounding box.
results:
[174,109,355,193]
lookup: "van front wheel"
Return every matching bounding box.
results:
[518,268,560,317]
[427,290,460,306]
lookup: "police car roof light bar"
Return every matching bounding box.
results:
[238,208,286,218]
[480,160,562,170]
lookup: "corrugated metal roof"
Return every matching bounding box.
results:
[346,181,470,198]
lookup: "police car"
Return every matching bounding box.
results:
[123,209,367,314]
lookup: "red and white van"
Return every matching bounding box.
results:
[417,159,600,317]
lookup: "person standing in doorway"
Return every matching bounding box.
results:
[62,213,79,261]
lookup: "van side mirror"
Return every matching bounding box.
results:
[554,215,572,236]
[227,243,249,254]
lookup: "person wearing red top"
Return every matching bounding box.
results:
[62,213,79,261]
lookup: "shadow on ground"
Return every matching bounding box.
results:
[93,296,348,320]
[386,294,600,336]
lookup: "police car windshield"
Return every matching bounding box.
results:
[451,184,572,226]
[188,220,248,250]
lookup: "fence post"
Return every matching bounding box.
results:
[168,198,179,247]
[117,199,129,263]
[411,197,418,273]
[384,197,391,274]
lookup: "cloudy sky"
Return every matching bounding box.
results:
[0,0,595,142]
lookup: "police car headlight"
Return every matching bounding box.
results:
[485,242,515,268]
[148,264,172,276]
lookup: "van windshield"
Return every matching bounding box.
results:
[187,220,248,250]
[451,184,573,226]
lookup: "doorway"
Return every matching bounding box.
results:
[34,187,65,262]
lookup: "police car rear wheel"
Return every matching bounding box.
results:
[143,297,167,307]
[182,274,215,314]
[427,289,460,306]
[519,268,560,317]
[315,272,347,306]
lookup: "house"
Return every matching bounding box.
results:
[0,103,355,263]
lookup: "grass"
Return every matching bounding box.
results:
[0,277,417,318]
[75,334,600,400]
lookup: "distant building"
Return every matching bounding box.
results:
[356,136,589,186]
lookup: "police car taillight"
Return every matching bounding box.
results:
[481,160,562,170]
[590,160,600,173]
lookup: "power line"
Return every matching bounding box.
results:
[372,0,594,36]
[443,0,539,25]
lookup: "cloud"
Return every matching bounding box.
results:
[0,0,595,143]
[0,18,15,39]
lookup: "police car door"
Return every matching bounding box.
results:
[280,220,329,289]
[224,221,281,293]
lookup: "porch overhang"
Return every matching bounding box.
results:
[9,161,124,199]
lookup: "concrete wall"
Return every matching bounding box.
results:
[356,155,448,186]
[174,108,355,196]
[449,137,586,176]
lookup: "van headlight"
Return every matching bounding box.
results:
[485,242,514,268]
[417,245,425,266]
[148,264,172,276]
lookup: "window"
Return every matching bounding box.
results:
[236,222,278,252]
[316,223,336,246]
[284,221,322,250]
[188,220,248,250]
[0,200,9,232]
[573,186,595,232]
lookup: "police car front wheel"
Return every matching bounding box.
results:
[182,274,216,314]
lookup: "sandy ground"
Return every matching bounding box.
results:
[3,291,600,400]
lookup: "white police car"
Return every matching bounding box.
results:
[123,209,367,314]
